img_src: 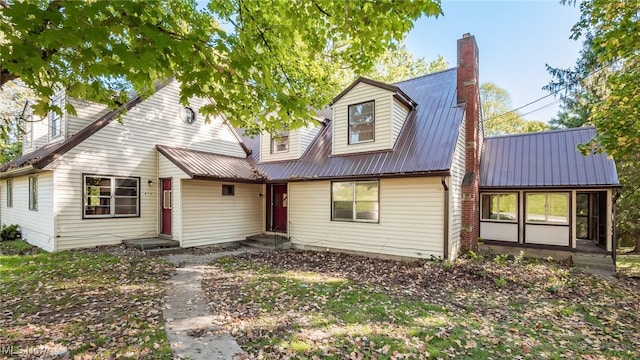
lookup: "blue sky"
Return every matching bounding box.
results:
[403,0,583,122]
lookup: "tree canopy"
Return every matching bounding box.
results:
[546,0,640,251]
[0,79,32,162]
[357,44,447,85]
[546,0,639,159]
[0,0,442,135]
[480,82,549,136]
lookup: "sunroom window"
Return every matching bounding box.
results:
[481,193,517,222]
[332,180,379,222]
[526,193,569,225]
[348,101,375,144]
[84,175,139,218]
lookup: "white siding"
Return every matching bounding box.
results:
[66,98,109,136]
[448,117,466,259]
[0,173,55,251]
[47,81,248,250]
[391,98,409,147]
[22,115,49,154]
[158,155,190,243]
[299,123,323,156]
[289,178,445,259]
[332,83,394,155]
[181,180,263,247]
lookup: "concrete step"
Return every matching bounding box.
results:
[123,237,180,250]
[241,234,291,250]
[145,247,187,256]
[572,253,616,272]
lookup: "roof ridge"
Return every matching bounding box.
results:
[393,67,457,85]
[485,126,595,140]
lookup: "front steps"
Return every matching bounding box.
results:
[241,234,291,250]
[572,253,616,272]
[123,237,185,255]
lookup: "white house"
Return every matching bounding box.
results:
[0,34,620,261]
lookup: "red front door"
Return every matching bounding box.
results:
[272,184,287,232]
[161,178,172,235]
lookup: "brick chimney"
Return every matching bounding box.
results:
[457,33,481,251]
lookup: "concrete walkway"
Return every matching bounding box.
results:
[162,249,257,360]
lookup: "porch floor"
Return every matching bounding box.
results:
[123,237,180,250]
[575,239,609,254]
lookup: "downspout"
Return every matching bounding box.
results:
[612,188,621,267]
[441,176,449,260]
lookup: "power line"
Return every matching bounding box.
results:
[483,61,613,122]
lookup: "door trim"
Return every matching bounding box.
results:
[160,178,172,236]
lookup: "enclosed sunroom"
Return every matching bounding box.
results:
[479,128,620,254]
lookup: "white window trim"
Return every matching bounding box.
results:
[525,192,570,225]
[83,175,140,219]
[348,100,376,145]
[331,180,379,223]
[480,192,518,223]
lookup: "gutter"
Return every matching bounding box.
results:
[0,165,41,178]
[441,176,449,260]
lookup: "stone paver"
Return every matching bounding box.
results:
[162,249,259,359]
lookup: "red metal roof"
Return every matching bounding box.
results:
[157,145,265,183]
[246,68,465,181]
[480,127,619,188]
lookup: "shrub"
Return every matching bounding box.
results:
[0,224,21,242]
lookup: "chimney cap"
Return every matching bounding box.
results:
[462,33,472,38]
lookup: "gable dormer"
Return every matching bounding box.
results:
[259,120,324,163]
[330,77,415,156]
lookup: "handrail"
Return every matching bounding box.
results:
[271,223,288,248]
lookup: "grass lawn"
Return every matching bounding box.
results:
[0,241,175,359]
[617,254,640,278]
[204,250,640,359]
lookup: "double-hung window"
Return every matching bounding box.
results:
[481,193,517,222]
[332,180,379,222]
[28,176,38,210]
[6,178,13,207]
[50,98,62,138]
[526,193,569,225]
[84,175,140,218]
[271,131,289,153]
[348,101,375,144]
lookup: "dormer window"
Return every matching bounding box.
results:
[348,101,375,144]
[50,98,62,138]
[271,131,289,153]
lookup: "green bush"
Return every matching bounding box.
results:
[0,224,21,242]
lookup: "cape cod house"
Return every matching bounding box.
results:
[0,34,620,262]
